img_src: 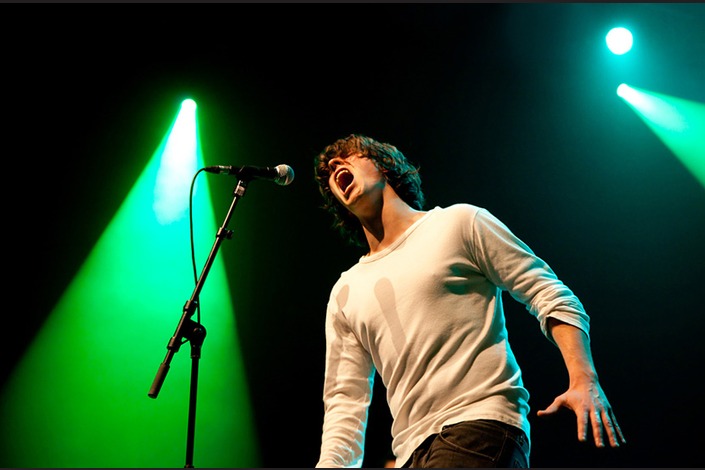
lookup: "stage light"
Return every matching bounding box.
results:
[606,27,633,55]
[0,99,260,468]
[618,84,705,189]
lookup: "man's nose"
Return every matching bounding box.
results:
[329,158,344,171]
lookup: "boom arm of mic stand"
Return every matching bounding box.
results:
[148,178,248,399]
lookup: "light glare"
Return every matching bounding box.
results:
[606,27,633,55]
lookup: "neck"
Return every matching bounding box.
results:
[360,189,425,255]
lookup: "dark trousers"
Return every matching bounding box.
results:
[402,419,530,468]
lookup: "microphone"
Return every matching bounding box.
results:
[204,164,295,186]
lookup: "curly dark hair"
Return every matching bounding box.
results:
[314,134,426,247]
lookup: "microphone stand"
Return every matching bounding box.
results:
[148,177,250,468]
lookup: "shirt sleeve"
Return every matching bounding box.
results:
[316,291,375,468]
[469,207,590,343]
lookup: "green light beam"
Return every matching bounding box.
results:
[617,84,705,189]
[0,99,260,468]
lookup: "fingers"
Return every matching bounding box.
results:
[613,413,627,445]
[603,407,627,447]
[590,408,605,447]
[589,404,626,448]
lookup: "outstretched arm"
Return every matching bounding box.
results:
[537,318,627,448]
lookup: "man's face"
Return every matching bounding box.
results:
[327,153,386,212]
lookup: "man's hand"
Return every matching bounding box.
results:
[541,318,626,448]
[537,380,626,447]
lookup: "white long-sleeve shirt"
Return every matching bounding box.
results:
[316,203,590,467]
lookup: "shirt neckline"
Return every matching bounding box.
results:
[359,206,439,263]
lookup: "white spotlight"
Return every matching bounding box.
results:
[606,27,634,55]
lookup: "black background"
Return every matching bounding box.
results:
[4,3,705,468]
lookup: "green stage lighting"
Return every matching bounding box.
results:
[618,84,705,189]
[0,99,261,468]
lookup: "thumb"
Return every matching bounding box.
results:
[536,397,563,417]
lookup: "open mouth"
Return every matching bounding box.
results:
[335,168,354,194]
